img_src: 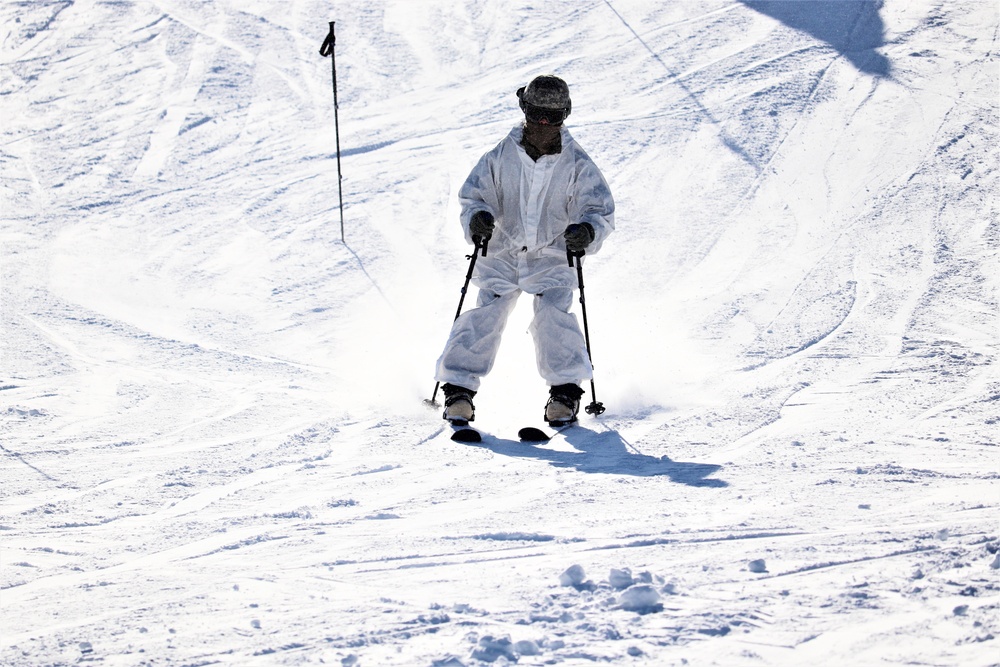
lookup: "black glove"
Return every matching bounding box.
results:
[470,210,495,243]
[564,223,595,252]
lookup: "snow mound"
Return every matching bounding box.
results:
[619,584,664,614]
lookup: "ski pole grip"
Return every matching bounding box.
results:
[481,238,489,257]
[319,21,336,57]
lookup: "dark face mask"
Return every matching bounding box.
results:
[521,120,562,160]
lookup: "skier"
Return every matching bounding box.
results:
[434,75,615,426]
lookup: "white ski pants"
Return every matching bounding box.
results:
[435,287,592,392]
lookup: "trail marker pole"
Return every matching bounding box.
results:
[319,21,345,243]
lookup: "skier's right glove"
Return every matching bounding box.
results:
[564,223,595,253]
[469,210,495,244]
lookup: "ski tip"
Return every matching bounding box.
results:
[451,428,482,443]
[518,426,550,442]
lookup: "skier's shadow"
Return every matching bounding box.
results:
[471,426,727,487]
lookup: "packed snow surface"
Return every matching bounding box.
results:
[2,1,998,665]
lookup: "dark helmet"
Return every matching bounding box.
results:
[517,75,571,125]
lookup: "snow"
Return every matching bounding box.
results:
[1,0,998,665]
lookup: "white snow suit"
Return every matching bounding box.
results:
[435,124,615,391]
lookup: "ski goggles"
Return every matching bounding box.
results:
[523,103,568,126]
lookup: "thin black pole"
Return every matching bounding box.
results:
[426,238,488,407]
[569,250,606,416]
[319,21,345,243]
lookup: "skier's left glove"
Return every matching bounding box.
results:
[564,223,595,252]
[470,210,495,244]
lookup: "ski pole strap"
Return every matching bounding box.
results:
[472,235,489,257]
[319,21,335,56]
[567,249,585,267]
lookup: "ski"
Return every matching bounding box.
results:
[450,426,482,442]
[518,422,576,442]
[447,422,577,444]
[517,426,550,442]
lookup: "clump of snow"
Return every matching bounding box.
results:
[512,639,540,656]
[470,635,517,663]
[432,656,466,667]
[7,406,47,418]
[608,567,634,590]
[559,564,592,589]
[619,584,663,614]
[748,559,768,573]
[990,553,1000,570]
[634,570,656,584]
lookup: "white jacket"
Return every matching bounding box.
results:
[458,125,615,296]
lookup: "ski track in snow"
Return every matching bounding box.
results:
[1,1,998,665]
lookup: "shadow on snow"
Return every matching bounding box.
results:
[741,0,891,76]
[469,426,728,487]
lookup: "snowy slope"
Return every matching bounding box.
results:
[2,1,998,665]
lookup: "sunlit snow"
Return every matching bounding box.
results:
[2,1,997,665]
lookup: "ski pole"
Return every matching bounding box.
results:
[426,237,489,407]
[319,21,345,243]
[568,249,606,416]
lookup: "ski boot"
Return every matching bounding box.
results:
[544,383,585,427]
[442,383,476,426]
